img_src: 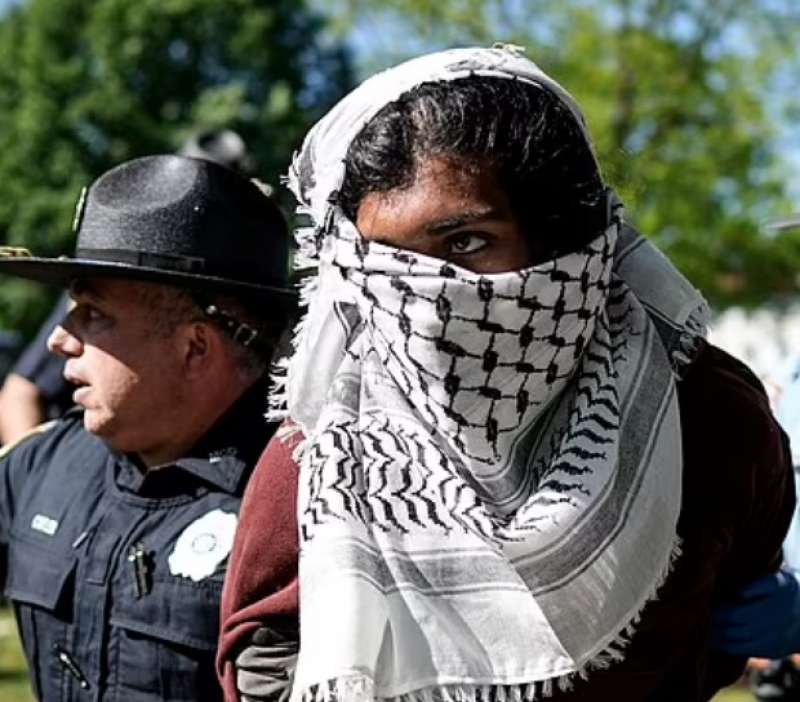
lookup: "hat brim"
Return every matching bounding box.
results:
[0,256,297,310]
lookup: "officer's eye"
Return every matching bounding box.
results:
[74,304,105,324]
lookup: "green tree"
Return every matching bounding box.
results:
[0,0,353,335]
[323,0,800,307]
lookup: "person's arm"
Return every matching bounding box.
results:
[235,619,298,702]
[0,373,47,445]
[217,424,302,702]
[0,295,70,444]
[711,567,800,658]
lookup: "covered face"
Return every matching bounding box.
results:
[355,155,533,274]
[282,46,618,447]
[341,74,609,272]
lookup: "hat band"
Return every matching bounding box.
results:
[76,247,206,273]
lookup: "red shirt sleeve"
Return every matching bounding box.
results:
[216,422,302,701]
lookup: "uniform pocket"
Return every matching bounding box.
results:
[110,575,221,649]
[4,533,78,700]
[4,534,76,612]
[110,576,223,701]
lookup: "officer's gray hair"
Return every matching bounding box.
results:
[137,285,279,381]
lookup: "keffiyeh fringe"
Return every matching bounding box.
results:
[296,539,684,702]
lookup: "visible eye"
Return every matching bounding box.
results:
[71,303,107,326]
[447,232,488,256]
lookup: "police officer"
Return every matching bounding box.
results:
[0,129,258,446]
[0,154,295,701]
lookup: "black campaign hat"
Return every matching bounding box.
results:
[0,155,295,308]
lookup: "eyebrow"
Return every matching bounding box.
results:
[425,208,503,235]
[69,279,104,303]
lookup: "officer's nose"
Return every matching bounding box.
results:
[47,324,83,358]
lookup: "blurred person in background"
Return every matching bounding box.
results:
[217,45,793,702]
[180,129,258,182]
[0,154,294,701]
[0,294,74,444]
[0,330,23,384]
[0,129,261,446]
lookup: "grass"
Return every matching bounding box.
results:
[0,605,758,702]
[714,686,757,702]
[0,608,33,702]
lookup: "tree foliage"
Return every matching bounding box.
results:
[0,0,353,335]
[324,0,800,308]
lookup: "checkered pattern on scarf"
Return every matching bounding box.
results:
[298,294,631,547]
[332,225,614,465]
[293,222,624,554]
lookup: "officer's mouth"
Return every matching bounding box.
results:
[73,385,91,406]
[65,373,91,406]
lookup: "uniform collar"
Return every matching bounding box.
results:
[114,378,272,496]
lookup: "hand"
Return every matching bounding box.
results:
[237,624,298,702]
[711,568,800,659]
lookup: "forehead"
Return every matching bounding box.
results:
[356,157,512,226]
[69,277,164,309]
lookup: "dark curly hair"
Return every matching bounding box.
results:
[338,76,608,259]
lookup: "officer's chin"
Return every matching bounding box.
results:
[81,409,116,441]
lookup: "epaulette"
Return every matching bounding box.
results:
[0,420,57,460]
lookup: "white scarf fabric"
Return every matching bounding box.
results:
[277,45,709,702]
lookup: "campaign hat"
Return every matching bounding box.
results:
[0,155,295,309]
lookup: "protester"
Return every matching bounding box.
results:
[0,129,258,446]
[217,45,794,702]
[0,154,294,701]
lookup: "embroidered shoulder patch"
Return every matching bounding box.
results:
[167,509,238,582]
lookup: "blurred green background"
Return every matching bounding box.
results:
[0,0,798,697]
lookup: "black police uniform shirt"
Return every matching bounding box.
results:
[0,379,275,701]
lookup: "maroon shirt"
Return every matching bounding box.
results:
[218,343,795,701]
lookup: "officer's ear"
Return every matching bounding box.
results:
[181,321,215,378]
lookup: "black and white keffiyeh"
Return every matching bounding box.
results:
[275,45,709,702]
